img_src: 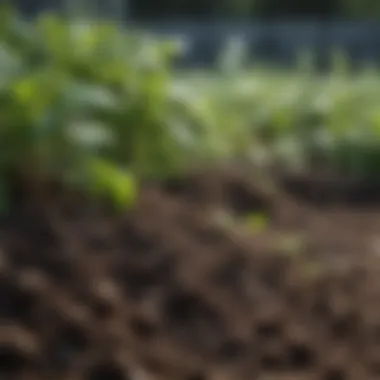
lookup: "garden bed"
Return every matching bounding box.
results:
[2,166,380,380]
[2,6,380,380]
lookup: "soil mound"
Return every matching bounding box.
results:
[2,167,380,380]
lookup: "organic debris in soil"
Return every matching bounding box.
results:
[1,168,380,380]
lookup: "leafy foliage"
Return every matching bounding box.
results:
[2,4,380,214]
[0,5,252,211]
[186,53,380,179]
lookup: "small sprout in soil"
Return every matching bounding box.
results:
[243,212,268,233]
[86,158,138,211]
[277,233,307,257]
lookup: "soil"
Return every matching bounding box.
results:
[2,165,380,380]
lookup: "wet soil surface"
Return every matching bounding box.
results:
[2,166,380,380]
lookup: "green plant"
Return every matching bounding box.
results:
[3,4,380,216]
[0,6,256,213]
[0,7,139,210]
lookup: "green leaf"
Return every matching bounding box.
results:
[87,158,137,209]
[0,45,22,87]
[63,83,119,112]
[243,212,268,233]
[12,75,36,104]
[67,120,115,150]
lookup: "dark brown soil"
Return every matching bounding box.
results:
[2,166,380,380]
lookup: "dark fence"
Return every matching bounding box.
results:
[13,1,380,68]
[133,21,380,68]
